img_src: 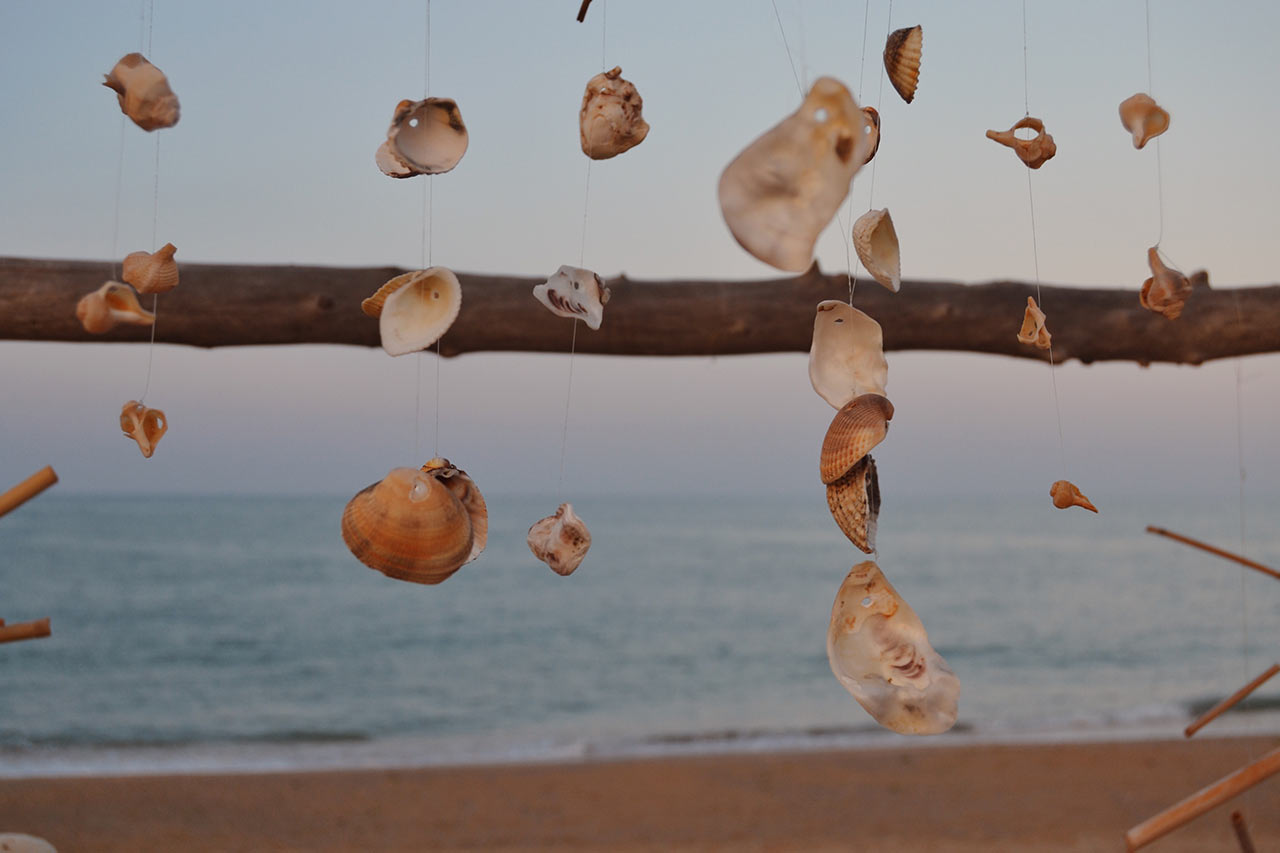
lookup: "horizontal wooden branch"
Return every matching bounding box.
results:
[3,256,1278,364]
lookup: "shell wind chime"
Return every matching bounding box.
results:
[579,66,649,160]
[987,117,1057,169]
[103,53,180,131]
[362,267,463,356]
[375,98,469,178]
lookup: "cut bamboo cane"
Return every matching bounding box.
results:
[1124,746,1280,851]
[0,617,51,645]
[1145,525,1280,582]
[0,465,58,519]
[1231,810,1256,853]
[1185,663,1280,738]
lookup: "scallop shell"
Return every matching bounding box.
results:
[861,106,881,165]
[376,98,468,178]
[1139,247,1192,320]
[76,282,155,334]
[883,26,923,104]
[532,265,611,330]
[361,268,462,356]
[119,400,168,459]
[827,455,880,554]
[1119,93,1170,150]
[820,394,894,485]
[1049,479,1097,513]
[580,66,649,160]
[1016,296,1051,349]
[122,243,179,294]
[827,560,960,735]
[809,300,888,411]
[852,208,900,293]
[527,502,592,576]
[986,117,1057,169]
[103,53,180,131]
[718,77,872,272]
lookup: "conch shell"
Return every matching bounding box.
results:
[533,265,611,330]
[580,66,649,160]
[986,117,1057,169]
[1119,93,1169,150]
[1139,247,1191,320]
[827,455,881,554]
[361,267,462,356]
[122,243,179,294]
[527,502,592,576]
[1016,296,1051,349]
[718,77,872,272]
[883,26,923,104]
[861,106,881,164]
[820,393,894,485]
[120,400,167,459]
[809,300,888,411]
[341,458,487,585]
[376,98,468,178]
[1049,479,1097,513]
[852,208,900,292]
[103,53,179,131]
[76,282,155,334]
[827,560,960,735]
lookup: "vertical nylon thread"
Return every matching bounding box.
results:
[771,0,804,97]
[557,320,580,501]
[1145,0,1165,247]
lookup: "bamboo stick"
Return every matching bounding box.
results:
[0,617,51,645]
[1231,811,1256,853]
[1124,747,1280,851]
[1145,526,1280,582]
[0,465,58,519]
[1185,663,1280,738]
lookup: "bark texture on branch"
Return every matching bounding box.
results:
[2,256,1276,364]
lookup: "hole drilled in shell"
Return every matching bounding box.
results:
[361,268,463,356]
[809,300,888,410]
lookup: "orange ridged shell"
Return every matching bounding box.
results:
[820,394,894,485]
[883,26,922,104]
[119,400,167,459]
[76,281,155,333]
[1016,296,1051,349]
[122,243,179,294]
[1139,247,1191,320]
[1050,480,1097,513]
[827,455,880,554]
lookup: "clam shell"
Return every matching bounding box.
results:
[425,457,488,564]
[527,502,592,576]
[986,116,1057,169]
[362,268,462,356]
[1139,247,1191,320]
[580,66,649,160]
[827,560,960,735]
[809,300,888,410]
[1050,479,1097,513]
[861,106,881,164]
[532,265,611,330]
[852,208,900,292]
[379,98,468,177]
[122,243,179,294]
[820,394,894,485]
[1119,93,1170,150]
[883,26,923,104]
[1016,295,1051,349]
[718,77,872,272]
[826,454,880,554]
[103,53,179,131]
[119,400,168,459]
[76,281,155,334]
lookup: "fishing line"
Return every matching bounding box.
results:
[1144,0,1165,247]
[771,0,804,97]
[842,0,873,307]
[139,2,161,403]
[109,117,127,278]
[415,0,437,460]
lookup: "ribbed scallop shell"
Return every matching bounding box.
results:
[1050,479,1097,513]
[883,26,922,104]
[580,66,649,160]
[852,208,900,292]
[361,268,462,356]
[119,400,167,459]
[122,243,179,294]
[809,300,888,410]
[76,282,155,334]
[378,98,468,177]
[103,53,179,131]
[1016,296,1051,349]
[527,502,592,576]
[826,454,880,554]
[1139,247,1191,320]
[986,117,1057,169]
[1119,93,1170,150]
[820,394,894,485]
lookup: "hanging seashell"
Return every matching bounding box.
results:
[103,53,180,131]
[1139,247,1192,320]
[827,455,880,554]
[579,66,649,160]
[883,25,923,104]
[986,117,1057,169]
[76,282,155,334]
[376,98,468,178]
[119,400,168,459]
[532,265,611,330]
[1016,295,1051,349]
[527,502,592,576]
[860,106,881,164]
[852,208,900,293]
[820,393,894,485]
[808,300,888,411]
[827,560,960,735]
[423,457,488,564]
[1118,93,1170,150]
[361,267,462,356]
[1049,479,1097,513]
[718,77,872,272]
[121,243,179,294]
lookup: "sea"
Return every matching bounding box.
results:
[2,492,1278,778]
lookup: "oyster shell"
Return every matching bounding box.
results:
[852,208,900,292]
[532,265,611,330]
[827,560,960,735]
[1139,247,1192,320]
[820,394,894,485]
[103,53,180,131]
[1119,93,1170,150]
[1050,479,1097,513]
[883,25,923,104]
[76,282,155,334]
[827,454,880,554]
[718,77,872,272]
[361,267,462,356]
[986,116,1057,169]
[122,243,179,294]
[376,98,468,178]
[808,300,888,411]
[527,502,592,576]
[1016,295,1051,349]
[119,400,167,459]
[580,66,649,160]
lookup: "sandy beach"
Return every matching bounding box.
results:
[1,735,1277,851]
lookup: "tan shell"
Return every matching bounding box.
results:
[1016,296,1051,349]
[122,243,179,294]
[986,117,1057,169]
[827,560,960,735]
[377,98,468,178]
[827,454,880,554]
[883,26,923,104]
[1140,247,1192,320]
[527,502,592,576]
[362,268,462,356]
[1050,479,1097,513]
[861,106,881,164]
[425,457,488,564]
[852,208,900,292]
[119,400,168,459]
[103,53,179,131]
[820,394,894,485]
[809,300,888,411]
[76,281,155,334]
[0,834,57,853]
[718,77,872,272]
[533,265,611,330]
[1119,93,1170,150]
[580,66,649,160]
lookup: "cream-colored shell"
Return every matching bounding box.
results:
[0,834,57,853]
[120,400,167,459]
[103,53,179,131]
[827,560,959,735]
[808,300,888,410]
[377,98,468,178]
[986,117,1057,169]
[718,77,872,272]
[532,265,611,330]
[1016,296,1051,349]
[1140,247,1191,320]
[1119,93,1170,150]
[580,66,649,160]
[1050,479,1097,513]
[883,25,923,104]
[827,455,880,554]
[122,243,179,294]
[852,208,900,292]
[861,106,881,165]
[76,281,155,334]
[362,268,462,356]
[527,502,592,576]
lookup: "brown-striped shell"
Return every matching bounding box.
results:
[119,400,167,459]
[820,394,894,485]
[76,282,155,334]
[122,243,179,294]
[1050,479,1097,513]
[361,268,462,356]
[580,66,649,160]
[809,300,888,410]
[827,455,880,554]
[1119,93,1170,150]
[986,117,1057,169]
[376,98,468,178]
[103,53,180,131]
[527,502,592,576]
[1140,247,1191,320]
[852,208,900,292]
[883,26,922,104]
[1016,296,1051,349]
[533,265,611,330]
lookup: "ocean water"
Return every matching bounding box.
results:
[1,492,1278,778]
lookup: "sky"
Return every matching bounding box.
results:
[1,0,1279,505]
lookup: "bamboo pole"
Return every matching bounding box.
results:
[1231,811,1257,853]
[0,618,51,645]
[1185,663,1280,738]
[1145,526,1280,582]
[0,465,58,519]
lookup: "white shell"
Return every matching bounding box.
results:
[527,502,592,576]
[102,53,179,131]
[532,265,611,330]
[377,98,468,177]
[0,834,57,853]
[362,268,462,356]
[852,208,901,293]
[808,300,888,410]
[718,77,872,272]
[580,66,649,160]
[827,560,959,735]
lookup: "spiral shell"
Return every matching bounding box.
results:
[122,243,179,294]
[1050,479,1097,513]
[986,117,1057,169]
[1119,93,1170,150]
[527,502,592,576]
[1139,247,1192,320]
[827,454,880,554]
[119,400,168,459]
[883,26,922,104]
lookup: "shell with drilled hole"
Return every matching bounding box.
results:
[861,106,881,164]
[809,300,888,411]
[376,98,468,178]
[76,282,155,334]
[527,502,592,576]
[986,117,1057,169]
[828,560,959,735]
[883,25,923,104]
[361,267,462,356]
[103,53,179,131]
[1016,296,1051,349]
[120,400,167,459]
[852,208,900,292]
[1140,247,1191,320]
[122,243,179,294]
[580,66,649,159]
[1119,93,1169,150]
[533,265,611,330]
[718,77,872,272]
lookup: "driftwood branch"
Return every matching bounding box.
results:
[2,257,1278,364]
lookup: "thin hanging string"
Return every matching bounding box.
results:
[414,0,439,461]
[865,0,891,207]
[556,320,580,500]
[794,0,809,90]
[1230,289,1258,798]
[842,0,872,305]
[109,119,127,278]
[138,0,160,404]
[1144,0,1165,247]
[771,0,804,95]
